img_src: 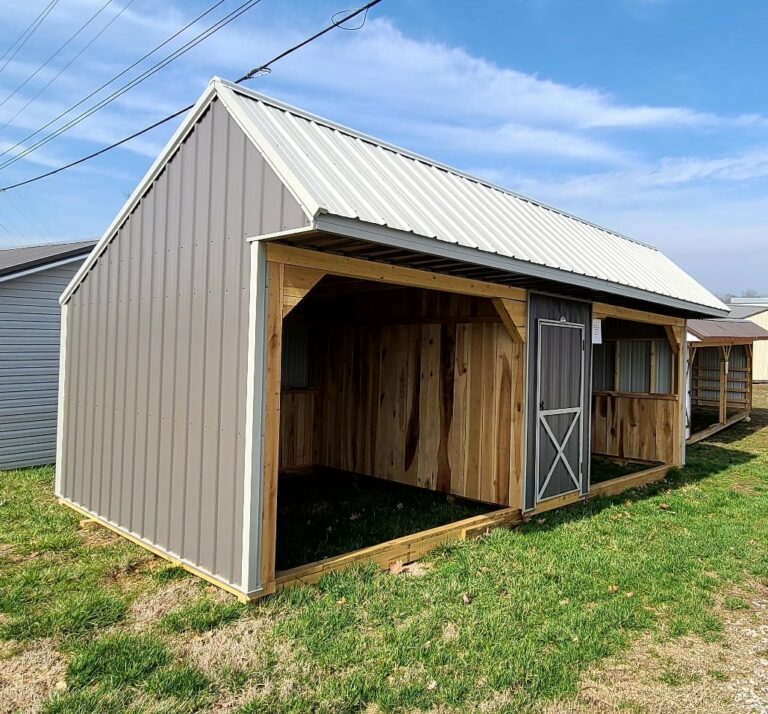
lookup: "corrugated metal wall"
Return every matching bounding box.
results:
[748,311,768,381]
[0,261,84,469]
[59,98,309,587]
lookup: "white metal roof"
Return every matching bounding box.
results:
[216,79,726,316]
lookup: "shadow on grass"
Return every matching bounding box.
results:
[690,406,768,446]
[525,441,759,535]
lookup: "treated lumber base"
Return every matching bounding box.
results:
[588,464,672,498]
[59,462,673,602]
[687,411,750,446]
[271,463,673,596]
[273,506,523,591]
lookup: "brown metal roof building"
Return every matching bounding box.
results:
[686,318,768,443]
[56,80,728,601]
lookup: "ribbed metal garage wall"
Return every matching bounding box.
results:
[0,261,84,469]
[59,98,308,587]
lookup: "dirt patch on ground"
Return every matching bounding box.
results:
[77,524,123,548]
[0,639,66,714]
[544,583,768,714]
[128,578,202,630]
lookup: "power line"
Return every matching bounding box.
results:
[0,0,116,113]
[0,0,62,77]
[0,0,384,192]
[0,0,137,137]
[2,189,55,239]
[0,0,231,163]
[0,0,263,172]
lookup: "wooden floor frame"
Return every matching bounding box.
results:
[274,462,672,593]
[687,410,750,446]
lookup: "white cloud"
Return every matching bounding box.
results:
[0,2,766,291]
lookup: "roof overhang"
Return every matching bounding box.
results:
[0,252,91,284]
[250,217,730,318]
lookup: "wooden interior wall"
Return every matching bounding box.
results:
[690,345,751,417]
[589,310,685,466]
[282,286,526,508]
[592,394,677,463]
[279,391,315,469]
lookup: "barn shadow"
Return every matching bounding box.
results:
[522,441,759,534]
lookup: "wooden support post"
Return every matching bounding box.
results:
[672,322,687,466]
[260,261,284,594]
[719,345,731,425]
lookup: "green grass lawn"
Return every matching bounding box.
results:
[1,387,767,713]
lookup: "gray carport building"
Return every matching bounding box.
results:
[0,240,95,470]
[57,78,726,601]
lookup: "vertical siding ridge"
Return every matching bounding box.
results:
[180,128,199,560]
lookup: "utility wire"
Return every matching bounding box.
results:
[0,0,137,137]
[0,0,61,76]
[0,0,383,192]
[0,0,116,112]
[0,0,263,172]
[0,0,231,163]
[3,189,55,238]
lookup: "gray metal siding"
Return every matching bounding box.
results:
[0,261,84,469]
[59,98,309,587]
[526,294,592,510]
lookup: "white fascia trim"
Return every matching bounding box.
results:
[240,241,268,592]
[311,215,729,318]
[246,225,316,243]
[213,79,317,226]
[59,82,219,306]
[54,302,68,498]
[0,254,87,285]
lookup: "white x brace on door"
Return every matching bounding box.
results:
[535,319,585,504]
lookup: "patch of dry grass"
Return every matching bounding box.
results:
[544,582,768,714]
[0,639,66,714]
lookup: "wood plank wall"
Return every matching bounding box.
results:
[592,393,676,463]
[281,287,526,508]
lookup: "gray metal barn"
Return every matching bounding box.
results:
[0,241,95,470]
[56,78,727,601]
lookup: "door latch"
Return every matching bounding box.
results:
[539,400,545,410]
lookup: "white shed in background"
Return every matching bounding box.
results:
[0,241,95,470]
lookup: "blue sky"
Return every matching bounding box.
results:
[0,0,766,295]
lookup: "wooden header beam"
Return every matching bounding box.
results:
[592,302,685,328]
[266,243,527,303]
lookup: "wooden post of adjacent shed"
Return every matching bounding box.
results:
[719,345,732,425]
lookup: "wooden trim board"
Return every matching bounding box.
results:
[687,410,750,445]
[273,507,523,590]
[588,464,671,498]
